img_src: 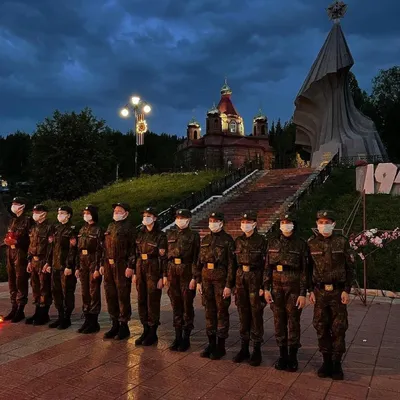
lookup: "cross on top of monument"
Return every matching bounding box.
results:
[327,1,347,24]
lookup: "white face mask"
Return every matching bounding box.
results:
[176,218,190,230]
[280,223,294,234]
[11,204,25,215]
[33,212,46,222]
[241,222,256,233]
[57,213,69,224]
[209,222,223,233]
[83,214,93,223]
[142,216,154,226]
[318,223,335,236]
[113,212,127,222]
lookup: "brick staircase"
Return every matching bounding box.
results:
[191,168,314,239]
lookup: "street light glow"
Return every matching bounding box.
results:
[143,104,151,114]
[131,96,140,105]
[120,108,129,117]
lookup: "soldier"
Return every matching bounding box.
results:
[233,211,266,367]
[264,212,308,372]
[3,197,32,322]
[26,204,54,325]
[195,212,236,360]
[166,209,200,352]
[49,206,78,330]
[75,205,103,334]
[308,210,355,380]
[134,207,167,346]
[101,203,136,340]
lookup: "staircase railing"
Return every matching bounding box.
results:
[136,158,263,230]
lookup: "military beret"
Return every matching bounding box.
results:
[280,212,295,222]
[12,197,28,205]
[84,204,99,222]
[112,202,131,212]
[142,207,158,217]
[241,211,257,221]
[58,205,73,216]
[209,211,224,221]
[176,209,192,218]
[33,204,48,212]
[316,210,335,221]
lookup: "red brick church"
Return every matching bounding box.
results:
[176,80,274,170]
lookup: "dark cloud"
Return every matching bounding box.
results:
[0,0,399,137]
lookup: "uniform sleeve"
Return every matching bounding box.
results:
[195,237,205,284]
[75,228,82,271]
[101,224,110,268]
[127,225,136,271]
[95,227,104,271]
[67,227,78,271]
[159,232,168,279]
[263,240,273,291]
[344,238,356,294]
[307,237,315,292]
[192,232,200,281]
[225,236,237,289]
[299,239,308,297]
[46,224,55,266]
[260,235,267,291]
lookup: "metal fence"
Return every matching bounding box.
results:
[333,155,390,167]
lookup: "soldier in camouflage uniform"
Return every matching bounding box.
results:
[166,209,200,352]
[264,212,308,372]
[134,207,167,346]
[3,197,32,323]
[308,210,355,380]
[233,211,267,367]
[195,212,236,360]
[49,206,78,330]
[101,203,136,340]
[26,204,54,325]
[75,205,103,334]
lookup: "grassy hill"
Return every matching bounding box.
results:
[292,167,400,291]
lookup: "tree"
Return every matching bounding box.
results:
[269,119,296,168]
[31,108,114,201]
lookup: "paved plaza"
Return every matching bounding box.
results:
[0,282,400,400]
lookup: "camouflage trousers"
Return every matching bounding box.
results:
[235,269,265,343]
[167,263,195,331]
[30,257,52,307]
[271,283,302,348]
[136,261,162,327]
[7,248,29,306]
[79,255,102,315]
[202,268,231,339]
[51,270,77,316]
[313,288,348,359]
[104,260,132,323]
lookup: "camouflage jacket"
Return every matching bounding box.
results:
[167,227,200,277]
[102,219,136,268]
[76,223,104,271]
[50,222,78,271]
[5,213,33,252]
[308,232,355,293]
[264,233,309,296]
[28,219,54,264]
[195,230,236,288]
[135,224,168,278]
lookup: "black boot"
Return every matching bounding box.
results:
[249,342,262,367]
[200,335,216,358]
[34,305,50,326]
[317,353,333,378]
[77,314,90,333]
[275,346,288,370]
[135,324,150,346]
[287,347,299,372]
[58,312,72,330]
[83,314,100,334]
[178,330,191,352]
[11,305,25,323]
[49,310,63,328]
[25,305,40,325]
[142,325,158,346]
[210,337,226,360]
[115,322,130,340]
[169,328,182,351]
[4,305,17,321]
[233,339,250,363]
[332,360,344,380]
[104,319,119,339]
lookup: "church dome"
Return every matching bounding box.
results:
[207,103,220,115]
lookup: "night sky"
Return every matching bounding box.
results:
[1,0,399,137]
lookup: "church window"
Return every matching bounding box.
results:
[253,126,256,136]
[229,120,237,133]
[194,130,198,139]
[261,125,265,135]
[214,119,219,128]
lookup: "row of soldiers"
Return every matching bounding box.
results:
[3,196,355,380]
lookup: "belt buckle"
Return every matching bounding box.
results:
[141,254,148,260]
[82,250,88,255]
[324,284,334,292]
[242,265,250,272]
[10,245,16,249]
[174,258,182,265]
[33,256,39,261]
[109,259,115,265]
[207,263,214,270]
[276,264,283,272]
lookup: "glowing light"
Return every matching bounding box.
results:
[120,108,129,117]
[0,315,4,323]
[143,104,151,114]
[131,96,140,105]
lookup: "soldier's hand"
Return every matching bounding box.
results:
[43,264,51,273]
[75,270,80,279]
[264,290,273,304]
[157,278,163,290]
[64,268,72,276]
[163,277,168,287]
[296,295,306,309]
[197,283,203,295]
[27,263,32,273]
[189,279,196,290]
[125,268,133,279]
[309,291,316,305]
[132,274,137,285]
[223,287,231,299]
[259,289,264,297]
[341,291,350,305]
[99,266,105,276]
[93,270,100,279]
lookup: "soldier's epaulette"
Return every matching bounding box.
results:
[307,235,317,243]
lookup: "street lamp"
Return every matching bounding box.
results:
[119,96,151,177]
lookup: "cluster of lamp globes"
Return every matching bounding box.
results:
[120,96,151,118]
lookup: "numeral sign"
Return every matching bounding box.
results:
[357,163,400,195]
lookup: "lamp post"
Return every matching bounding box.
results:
[120,96,151,177]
